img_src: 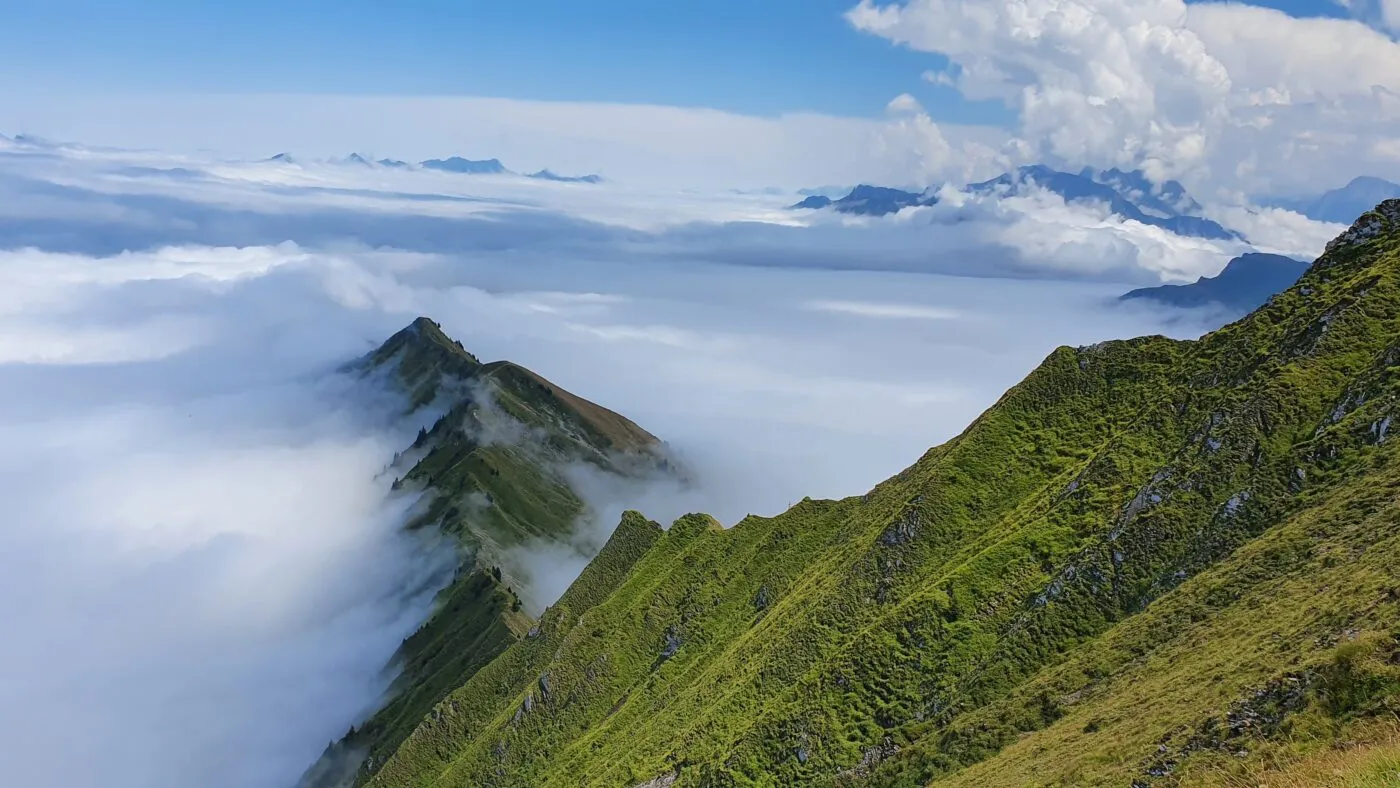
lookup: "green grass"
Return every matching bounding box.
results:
[1182,717,1400,788]
[349,205,1400,786]
[302,317,673,787]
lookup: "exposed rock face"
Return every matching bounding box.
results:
[1325,198,1400,253]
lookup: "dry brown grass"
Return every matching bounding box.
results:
[1190,719,1400,788]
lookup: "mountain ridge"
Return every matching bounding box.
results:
[303,316,675,787]
[1120,252,1309,313]
[1271,176,1400,225]
[792,166,1235,241]
[347,200,1400,787]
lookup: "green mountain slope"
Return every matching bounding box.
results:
[301,317,674,788]
[339,200,1400,787]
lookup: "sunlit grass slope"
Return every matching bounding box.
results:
[303,317,670,787]
[359,202,1400,787]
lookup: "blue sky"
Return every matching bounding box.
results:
[0,0,1353,124]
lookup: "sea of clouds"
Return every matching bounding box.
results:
[0,138,1337,787]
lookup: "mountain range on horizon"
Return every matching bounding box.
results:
[793,166,1237,241]
[11,128,1392,222]
[300,200,1400,787]
[1268,176,1400,225]
[792,170,1400,257]
[257,151,605,183]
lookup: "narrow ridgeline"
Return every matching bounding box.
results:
[301,317,675,788]
[324,201,1400,787]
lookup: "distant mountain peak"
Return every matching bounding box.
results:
[790,183,932,215]
[528,169,604,184]
[1120,251,1309,312]
[791,195,833,210]
[970,165,1235,240]
[1281,177,1400,225]
[1346,175,1399,189]
[265,152,296,164]
[11,133,57,147]
[420,156,509,175]
[1085,166,1201,216]
[794,166,1232,238]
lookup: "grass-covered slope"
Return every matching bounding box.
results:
[363,316,671,551]
[360,201,1400,787]
[302,318,673,787]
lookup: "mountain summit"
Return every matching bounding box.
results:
[327,202,1400,787]
[1273,176,1400,225]
[1120,252,1309,313]
[527,169,603,184]
[420,157,509,175]
[969,165,1236,239]
[794,166,1235,240]
[302,317,674,787]
[790,184,932,215]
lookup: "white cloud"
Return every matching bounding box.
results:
[847,0,1400,197]
[0,91,1013,191]
[1200,204,1349,260]
[1335,0,1400,33]
[886,92,926,114]
[0,323,457,787]
[922,68,959,88]
[803,299,960,320]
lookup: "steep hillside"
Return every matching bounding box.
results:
[353,200,1400,787]
[301,317,673,787]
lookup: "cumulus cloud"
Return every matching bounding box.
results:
[1335,0,1400,33]
[847,0,1400,197]
[0,141,1264,787]
[1199,204,1349,260]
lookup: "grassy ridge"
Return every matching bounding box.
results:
[302,318,670,787]
[360,203,1400,786]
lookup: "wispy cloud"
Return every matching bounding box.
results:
[847,0,1400,198]
[803,299,959,320]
